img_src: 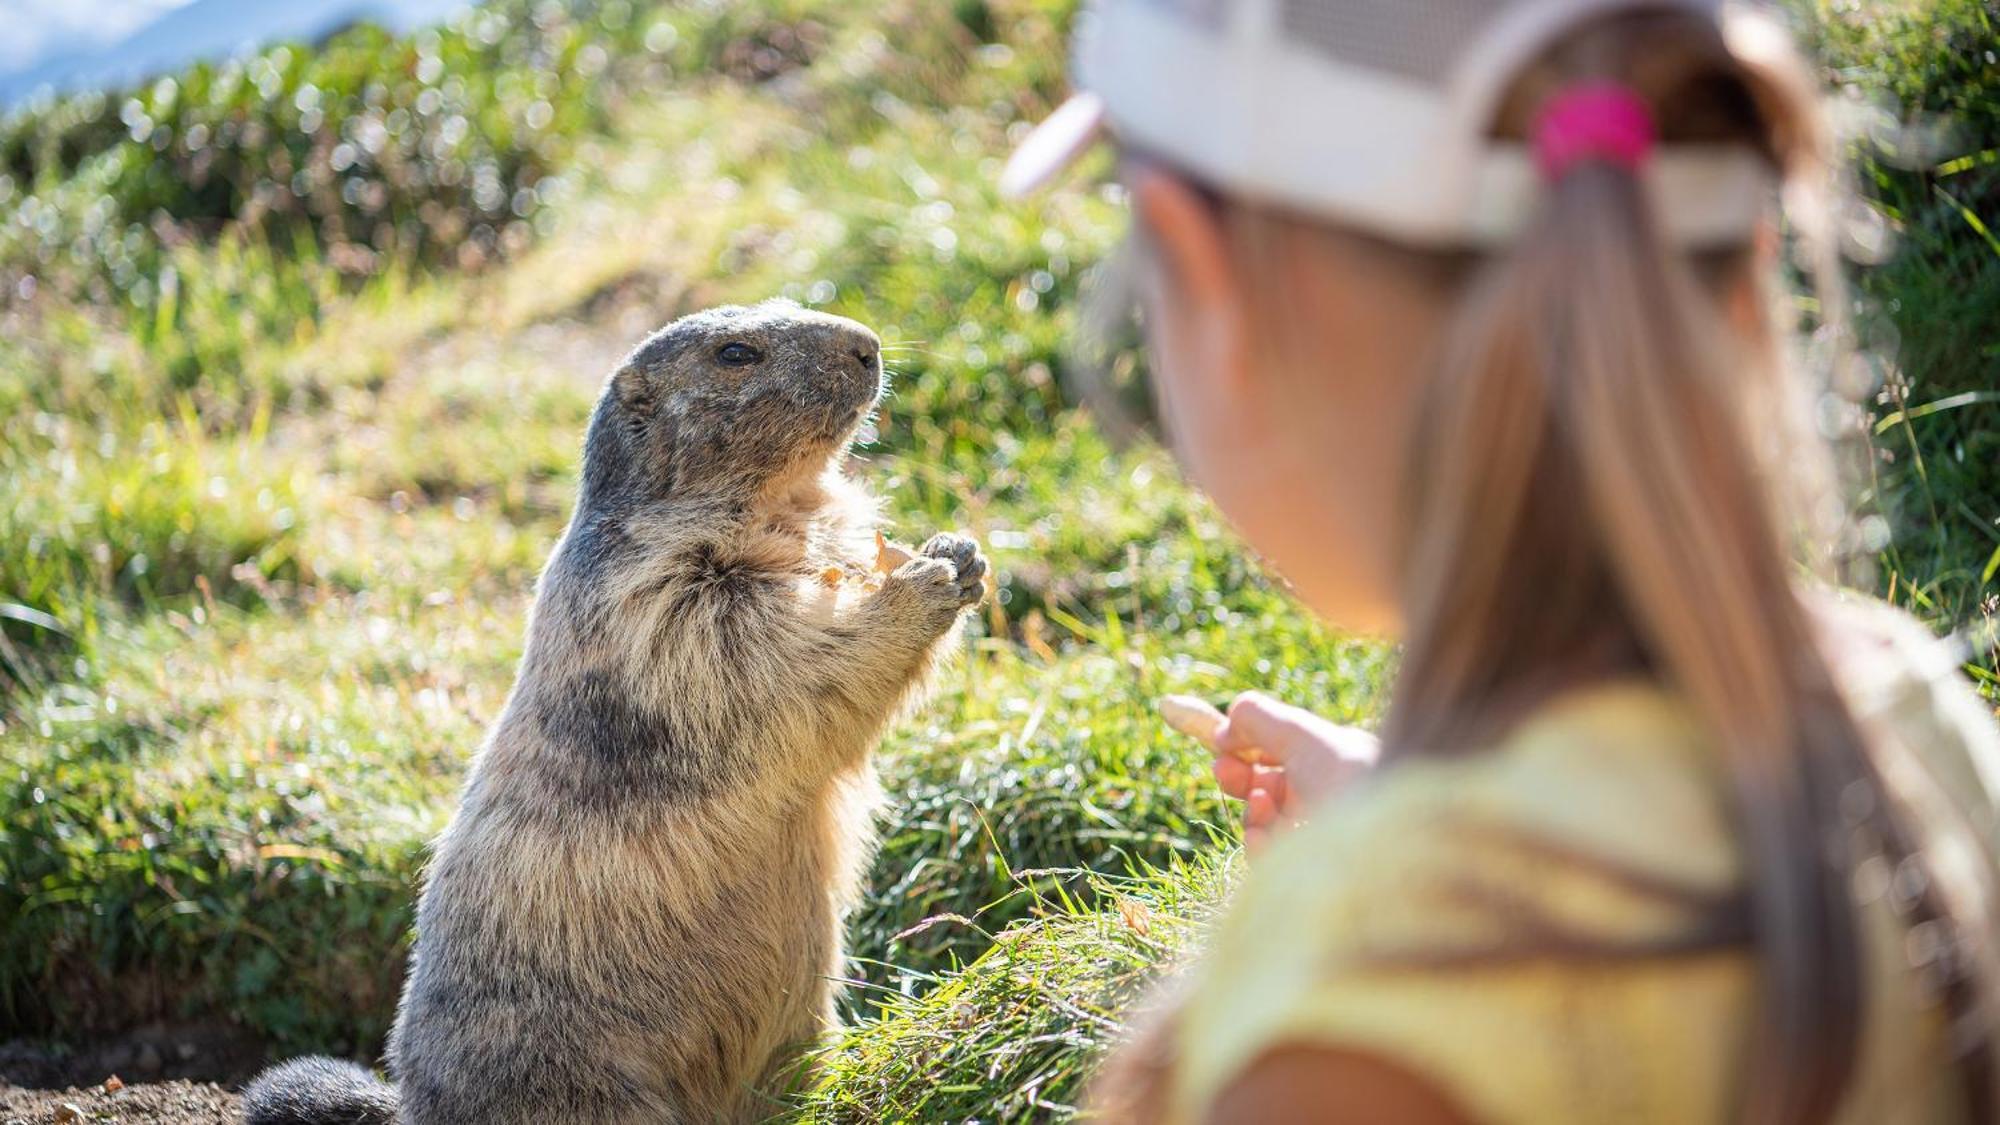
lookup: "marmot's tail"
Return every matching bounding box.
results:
[242,1056,398,1125]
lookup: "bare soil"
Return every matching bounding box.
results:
[0,1079,238,1124]
[0,1028,267,1125]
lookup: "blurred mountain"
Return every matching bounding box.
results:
[0,0,471,106]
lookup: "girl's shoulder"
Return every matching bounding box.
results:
[1812,591,1995,708]
[1811,590,2000,826]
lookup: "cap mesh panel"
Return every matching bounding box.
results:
[1277,0,1512,82]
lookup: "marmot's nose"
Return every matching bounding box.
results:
[828,324,880,375]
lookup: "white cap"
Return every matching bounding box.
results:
[1001,0,1779,248]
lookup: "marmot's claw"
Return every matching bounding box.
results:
[919,532,988,607]
[920,532,977,571]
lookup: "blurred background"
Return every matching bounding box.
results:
[0,1,1993,1119]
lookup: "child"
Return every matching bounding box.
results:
[1003,0,2000,1122]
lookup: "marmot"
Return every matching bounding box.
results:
[244,300,987,1124]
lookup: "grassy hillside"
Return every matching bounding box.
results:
[0,0,1993,1116]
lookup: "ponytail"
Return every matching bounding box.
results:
[1387,147,1868,1120]
[1385,21,2000,1120]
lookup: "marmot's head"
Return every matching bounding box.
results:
[580,300,883,507]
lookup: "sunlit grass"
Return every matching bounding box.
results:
[0,0,1990,1110]
[793,858,1230,1123]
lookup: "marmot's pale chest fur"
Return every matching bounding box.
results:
[245,300,987,1124]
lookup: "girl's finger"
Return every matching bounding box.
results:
[1245,787,1281,829]
[1212,754,1254,799]
[1250,763,1290,812]
[1207,717,1277,766]
[1217,691,1319,763]
[1158,694,1226,748]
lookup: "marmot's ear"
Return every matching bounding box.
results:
[612,364,657,417]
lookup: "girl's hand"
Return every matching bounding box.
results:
[1167,692,1379,850]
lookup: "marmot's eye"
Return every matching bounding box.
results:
[716,343,762,367]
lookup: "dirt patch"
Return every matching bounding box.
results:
[0,1079,238,1124]
[0,1027,268,1122]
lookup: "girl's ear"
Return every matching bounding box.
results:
[1724,216,1783,346]
[1130,168,1253,401]
[1131,168,1240,316]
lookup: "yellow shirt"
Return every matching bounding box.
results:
[1170,599,2000,1124]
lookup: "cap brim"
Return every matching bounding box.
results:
[998,93,1107,199]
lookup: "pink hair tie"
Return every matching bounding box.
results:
[1532,83,1657,180]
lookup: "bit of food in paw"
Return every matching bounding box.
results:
[875,531,915,575]
[817,533,915,594]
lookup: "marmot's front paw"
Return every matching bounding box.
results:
[877,533,986,624]
[919,533,987,607]
[882,557,969,625]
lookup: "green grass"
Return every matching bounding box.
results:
[0,0,1992,1114]
[792,859,1230,1122]
[1799,0,2000,680]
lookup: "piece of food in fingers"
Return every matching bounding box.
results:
[874,530,915,575]
[1158,694,1274,764]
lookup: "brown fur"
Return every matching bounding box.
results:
[245,300,985,1125]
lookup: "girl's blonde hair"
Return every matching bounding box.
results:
[1170,8,2000,1123]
